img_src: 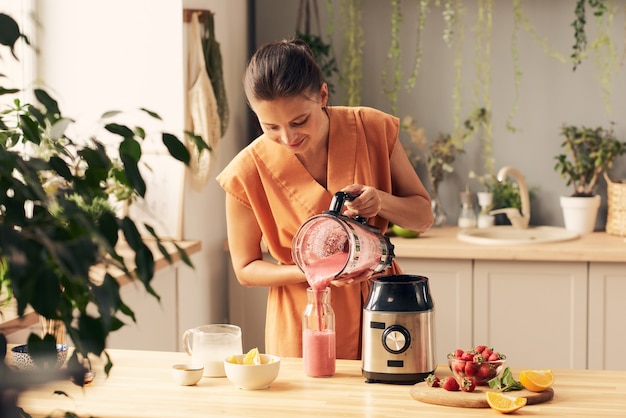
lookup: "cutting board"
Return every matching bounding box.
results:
[410,382,554,408]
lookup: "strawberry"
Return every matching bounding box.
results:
[453,349,464,359]
[464,361,478,377]
[441,376,460,391]
[474,345,487,353]
[482,348,493,359]
[472,353,485,364]
[424,374,440,387]
[488,352,502,362]
[461,351,474,361]
[476,363,493,379]
[460,376,477,392]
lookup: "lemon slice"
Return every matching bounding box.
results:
[242,347,261,365]
[519,369,554,392]
[226,354,240,364]
[486,392,527,413]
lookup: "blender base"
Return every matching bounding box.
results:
[362,369,434,385]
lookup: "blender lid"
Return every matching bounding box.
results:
[365,275,434,312]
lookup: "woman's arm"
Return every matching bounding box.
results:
[226,193,306,287]
[342,142,433,233]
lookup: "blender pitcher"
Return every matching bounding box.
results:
[292,191,395,285]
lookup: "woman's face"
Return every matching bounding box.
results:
[251,84,329,155]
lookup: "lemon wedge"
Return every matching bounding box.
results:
[242,347,261,365]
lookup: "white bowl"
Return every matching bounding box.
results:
[224,354,280,390]
[171,364,204,386]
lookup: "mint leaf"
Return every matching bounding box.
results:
[488,367,524,392]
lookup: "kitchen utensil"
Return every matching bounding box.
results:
[362,274,436,384]
[292,191,395,287]
[171,364,204,386]
[182,324,242,377]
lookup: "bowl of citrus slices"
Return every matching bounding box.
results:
[224,347,280,390]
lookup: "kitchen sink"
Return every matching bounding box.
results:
[457,226,579,245]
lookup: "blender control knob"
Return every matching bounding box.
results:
[381,325,411,354]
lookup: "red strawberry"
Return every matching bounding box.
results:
[474,345,487,353]
[476,363,493,379]
[460,376,477,392]
[488,352,501,362]
[461,351,474,361]
[472,353,485,364]
[482,348,493,359]
[441,376,460,391]
[453,349,464,359]
[464,361,477,377]
[424,374,440,387]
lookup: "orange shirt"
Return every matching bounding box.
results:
[217,106,402,360]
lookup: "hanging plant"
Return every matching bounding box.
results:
[571,0,609,70]
[382,0,403,114]
[506,0,523,133]
[472,0,494,176]
[406,0,432,90]
[450,0,465,137]
[339,0,364,106]
[296,0,339,93]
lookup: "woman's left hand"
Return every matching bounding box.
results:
[341,184,381,219]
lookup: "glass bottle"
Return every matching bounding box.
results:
[458,188,477,228]
[302,287,336,377]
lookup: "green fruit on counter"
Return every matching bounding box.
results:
[391,224,420,238]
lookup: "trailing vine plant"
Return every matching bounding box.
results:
[339,0,364,106]
[382,0,403,115]
[473,0,494,177]
[406,0,432,91]
[506,0,523,133]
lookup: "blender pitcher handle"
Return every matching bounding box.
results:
[325,191,368,224]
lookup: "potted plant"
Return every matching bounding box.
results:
[554,124,626,233]
[0,12,197,415]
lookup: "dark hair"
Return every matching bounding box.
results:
[244,38,324,103]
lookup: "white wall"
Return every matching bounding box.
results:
[34,0,250,350]
[255,0,626,229]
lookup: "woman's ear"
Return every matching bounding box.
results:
[320,83,329,107]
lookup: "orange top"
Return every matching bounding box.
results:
[217,106,402,359]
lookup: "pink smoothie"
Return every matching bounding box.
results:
[304,252,349,290]
[303,328,336,377]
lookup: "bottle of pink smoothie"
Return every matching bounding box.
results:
[302,287,335,377]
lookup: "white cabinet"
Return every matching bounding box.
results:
[395,258,473,365]
[474,260,588,369]
[588,262,626,370]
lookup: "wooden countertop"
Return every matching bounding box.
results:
[391,226,626,263]
[15,348,626,417]
[0,239,201,335]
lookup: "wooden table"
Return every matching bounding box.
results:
[15,349,626,417]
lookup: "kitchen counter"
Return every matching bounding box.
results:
[390,226,626,262]
[15,348,626,417]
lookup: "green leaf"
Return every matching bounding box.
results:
[121,217,142,250]
[120,152,146,197]
[164,133,191,165]
[140,107,162,120]
[105,123,135,139]
[34,88,60,117]
[48,155,73,181]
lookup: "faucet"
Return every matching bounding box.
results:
[489,166,530,229]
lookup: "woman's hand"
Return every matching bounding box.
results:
[341,184,381,219]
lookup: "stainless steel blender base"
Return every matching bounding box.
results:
[362,369,435,385]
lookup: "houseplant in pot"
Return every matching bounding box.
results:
[554,124,626,234]
[0,12,197,415]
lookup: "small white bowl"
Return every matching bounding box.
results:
[171,364,204,386]
[224,354,280,390]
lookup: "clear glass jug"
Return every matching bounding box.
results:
[302,287,335,377]
[292,192,395,289]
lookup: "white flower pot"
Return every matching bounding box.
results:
[560,195,601,234]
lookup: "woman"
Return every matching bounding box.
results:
[217,39,433,360]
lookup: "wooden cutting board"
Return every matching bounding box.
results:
[410,382,554,408]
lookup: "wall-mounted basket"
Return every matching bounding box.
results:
[605,172,626,236]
